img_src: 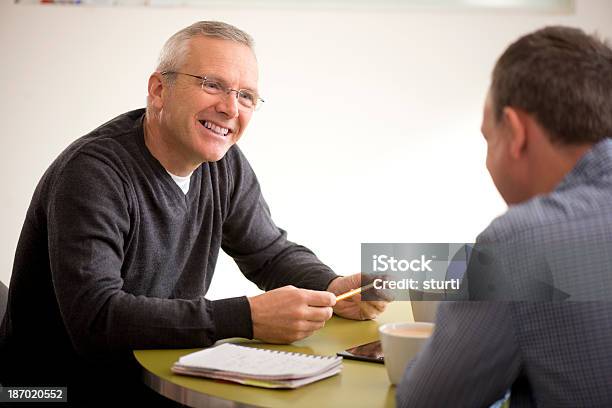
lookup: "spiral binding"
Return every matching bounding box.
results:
[234,344,338,360]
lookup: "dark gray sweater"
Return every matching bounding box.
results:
[0,109,337,385]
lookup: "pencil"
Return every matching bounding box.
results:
[335,282,375,301]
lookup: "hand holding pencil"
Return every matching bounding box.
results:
[335,282,376,301]
[327,274,390,321]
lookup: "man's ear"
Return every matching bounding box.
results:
[148,72,165,110]
[502,106,527,160]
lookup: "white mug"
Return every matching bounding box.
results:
[378,322,434,385]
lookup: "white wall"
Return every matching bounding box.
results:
[1,0,611,298]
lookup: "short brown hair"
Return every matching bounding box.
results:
[491,26,612,145]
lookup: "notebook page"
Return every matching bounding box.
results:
[172,365,342,389]
[177,343,341,378]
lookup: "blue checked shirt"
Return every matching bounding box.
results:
[396,139,612,407]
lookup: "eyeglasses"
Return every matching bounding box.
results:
[161,71,264,111]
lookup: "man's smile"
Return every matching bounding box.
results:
[198,119,232,136]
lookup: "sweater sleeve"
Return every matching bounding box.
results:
[221,147,338,292]
[47,153,250,355]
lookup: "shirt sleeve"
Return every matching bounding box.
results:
[395,301,522,407]
[47,152,250,355]
[221,146,338,292]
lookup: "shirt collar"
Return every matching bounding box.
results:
[556,138,612,191]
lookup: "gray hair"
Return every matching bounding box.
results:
[156,21,255,79]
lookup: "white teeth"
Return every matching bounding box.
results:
[203,120,229,136]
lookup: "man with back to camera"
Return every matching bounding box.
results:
[396,26,612,407]
[0,21,387,404]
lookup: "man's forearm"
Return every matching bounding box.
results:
[396,302,520,407]
[231,236,338,291]
[58,287,253,354]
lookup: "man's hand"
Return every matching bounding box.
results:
[247,285,336,344]
[327,274,389,320]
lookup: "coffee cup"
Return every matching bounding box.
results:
[378,322,434,385]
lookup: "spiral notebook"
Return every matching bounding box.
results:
[171,343,343,389]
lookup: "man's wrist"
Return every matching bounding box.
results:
[326,276,343,295]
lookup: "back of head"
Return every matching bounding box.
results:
[491,26,612,145]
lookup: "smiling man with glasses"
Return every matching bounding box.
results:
[0,21,386,404]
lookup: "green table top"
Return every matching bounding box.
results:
[134,301,413,408]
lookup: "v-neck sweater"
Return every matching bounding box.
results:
[1,109,337,368]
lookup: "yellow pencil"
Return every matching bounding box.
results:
[335,282,375,301]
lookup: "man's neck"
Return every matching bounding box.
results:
[143,114,198,177]
[530,142,593,197]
